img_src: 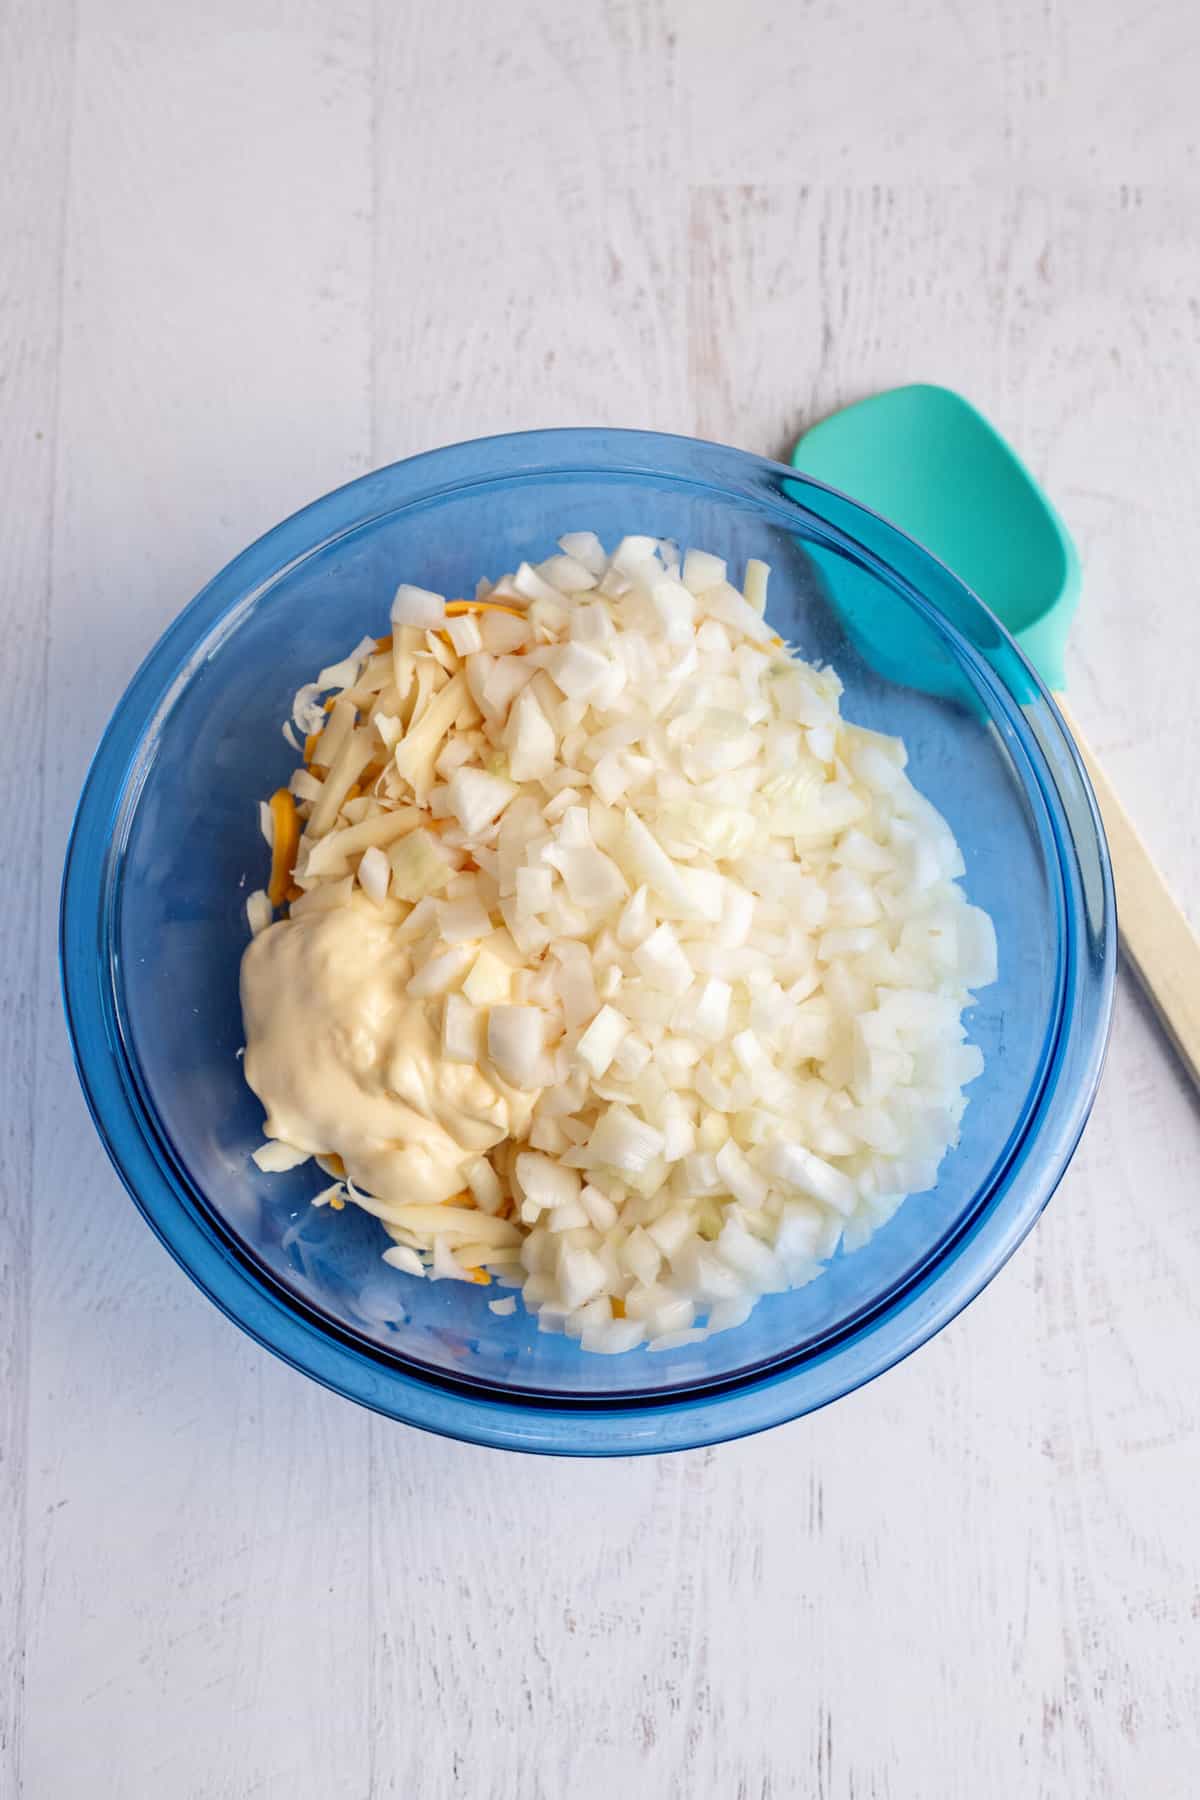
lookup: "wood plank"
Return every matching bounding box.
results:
[22,4,376,1796]
[680,0,1199,184]
[10,4,1200,1796]
[688,176,1200,1798]
[0,4,76,1791]
[370,0,690,464]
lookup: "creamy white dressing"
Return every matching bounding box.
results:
[240,897,533,1208]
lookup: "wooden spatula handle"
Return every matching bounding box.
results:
[1055,696,1200,1088]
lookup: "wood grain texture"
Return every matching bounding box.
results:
[5,1,1200,1796]
[16,4,378,1797]
[1059,698,1200,1088]
[0,4,76,1792]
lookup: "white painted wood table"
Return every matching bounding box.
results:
[3,2,1199,1795]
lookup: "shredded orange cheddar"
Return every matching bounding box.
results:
[329,1193,345,1211]
[467,1267,491,1286]
[303,731,321,764]
[324,1153,346,1177]
[375,634,392,652]
[611,1297,626,1319]
[444,599,527,620]
[284,882,302,904]
[267,789,300,907]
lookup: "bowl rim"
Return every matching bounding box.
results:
[60,426,1115,1455]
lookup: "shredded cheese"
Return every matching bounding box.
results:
[266,789,300,907]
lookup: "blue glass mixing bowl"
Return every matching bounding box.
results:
[61,429,1114,1455]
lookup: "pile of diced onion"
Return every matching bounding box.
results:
[247,532,996,1354]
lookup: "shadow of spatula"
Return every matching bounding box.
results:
[791,383,1200,1088]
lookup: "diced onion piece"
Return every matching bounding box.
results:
[465,1156,504,1213]
[701,579,774,644]
[447,766,518,834]
[558,1245,608,1309]
[504,686,557,782]
[246,890,273,936]
[407,944,474,999]
[513,560,568,606]
[763,1140,857,1216]
[479,611,533,654]
[388,829,454,902]
[714,1139,769,1208]
[693,977,732,1041]
[580,1184,618,1230]
[516,1151,581,1211]
[715,881,755,948]
[539,553,598,593]
[357,844,390,903]
[587,1105,664,1175]
[544,641,614,701]
[682,548,727,595]
[616,883,653,948]
[463,947,514,1005]
[957,905,999,987]
[647,1206,694,1258]
[391,583,446,629]
[252,1140,311,1173]
[611,534,658,572]
[487,1005,546,1087]
[633,923,693,996]
[482,655,531,719]
[743,558,770,615]
[650,578,696,641]
[547,844,629,910]
[612,1033,651,1077]
[515,866,553,916]
[617,811,704,918]
[444,613,483,655]
[437,895,493,943]
[442,994,482,1063]
[581,1318,646,1354]
[575,1004,628,1077]
[558,531,607,575]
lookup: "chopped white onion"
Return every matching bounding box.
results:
[391,583,446,629]
[487,1005,546,1088]
[250,529,996,1354]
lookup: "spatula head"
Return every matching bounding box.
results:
[791,384,1081,691]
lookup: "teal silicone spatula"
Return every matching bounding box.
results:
[792,383,1200,1086]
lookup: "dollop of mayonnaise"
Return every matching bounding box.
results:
[240,898,533,1208]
